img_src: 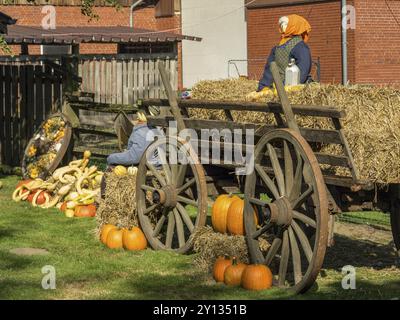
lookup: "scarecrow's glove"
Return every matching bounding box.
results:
[246,87,274,101]
[284,84,305,93]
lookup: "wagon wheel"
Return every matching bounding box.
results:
[390,205,400,256]
[244,129,329,294]
[389,188,400,256]
[21,113,72,180]
[136,136,208,254]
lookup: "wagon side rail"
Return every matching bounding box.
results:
[140,96,369,190]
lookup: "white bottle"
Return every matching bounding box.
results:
[285,58,300,86]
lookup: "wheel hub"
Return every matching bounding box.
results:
[152,185,177,208]
[268,197,293,226]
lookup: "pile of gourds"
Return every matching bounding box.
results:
[12,150,103,218]
[211,194,258,236]
[100,224,147,251]
[213,256,273,291]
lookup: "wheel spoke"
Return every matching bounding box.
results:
[289,153,303,202]
[291,220,313,263]
[144,203,160,215]
[157,147,172,185]
[173,209,186,248]
[293,210,316,228]
[165,211,175,249]
[278,230,289,287]
[289,226,303,285]
[249,197,269,207]
[252,223,273,240]
[141,185,156,192]
[284,141,294,196]
[267,143,285,197]
[177,202,195,232]
[292,185,314,209]
[153,212,168,237]
[177,195,198,207]
[177,177,196,195]
[146,162,167,187]
[265,237,282,265]
[255,164,280,200]
[176,164,188,187]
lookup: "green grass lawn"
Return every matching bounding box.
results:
[1,175,400,300]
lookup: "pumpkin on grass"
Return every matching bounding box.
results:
[27,190,39,203]
[241,264,273,291]
[28,190,48,205]
[211,194,240,234]
[16,179,32,189]
[122,227,147,251]
[106,228,125,249]
[212,256,232,283]
[100,224,118,244]
[60,202,67,212]
[224,257,247,286]
[74,204,96,218]
[226,198,258,236]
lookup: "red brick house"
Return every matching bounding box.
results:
[0,0,182,55]
[246,0,400,86]
[0,0,189,89]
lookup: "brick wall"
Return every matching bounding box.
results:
[247,0,353,84]
[353,0,400,86]
[0,4,183,87]
[0,5,179,54]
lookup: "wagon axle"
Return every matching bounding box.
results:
[152,185,178,208]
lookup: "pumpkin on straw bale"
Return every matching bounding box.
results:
[95,172,138,237]
[190,226,270,272]
[190,79,400,185]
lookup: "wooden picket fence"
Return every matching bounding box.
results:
[78,54,178,104]
[0,61,66,167]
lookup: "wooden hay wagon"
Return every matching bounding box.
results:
[133,62,400,294]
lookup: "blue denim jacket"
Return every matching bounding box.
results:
[258,41,312,91]
[107,123,163,166]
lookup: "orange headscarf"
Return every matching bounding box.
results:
[279,14,311,46]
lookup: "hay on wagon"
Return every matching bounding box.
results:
[189,79,400,185]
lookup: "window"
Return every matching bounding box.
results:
[118,43,175,55]
[155,0,175,18]
[41,45,72,55]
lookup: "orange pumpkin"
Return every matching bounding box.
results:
[106,228,124,249]
[241,264,273,291]
[226,198,258,236]
[16,179,32,189]
[224,257,247,286]
[100,224,117,244]
[122,227,147,251]
[27,190,39,203]
[212,256,232,283]
[212,194,240,234]
[74,204,96,218]
[60,202,67,212]
[28,190,48,205]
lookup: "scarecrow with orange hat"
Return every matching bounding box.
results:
[247,14,312,100]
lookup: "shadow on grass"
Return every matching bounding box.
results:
[323,234,399,271]
[0,250,35,270]
[115,272,289,300]
[0,279,46,300]
[0,227,17,240]
[303,279,400,300]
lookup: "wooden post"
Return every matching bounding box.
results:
[158,61,186,132]
[270,61,300,133]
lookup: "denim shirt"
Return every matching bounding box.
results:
[107,123,163,166]
[258,41,312,91]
